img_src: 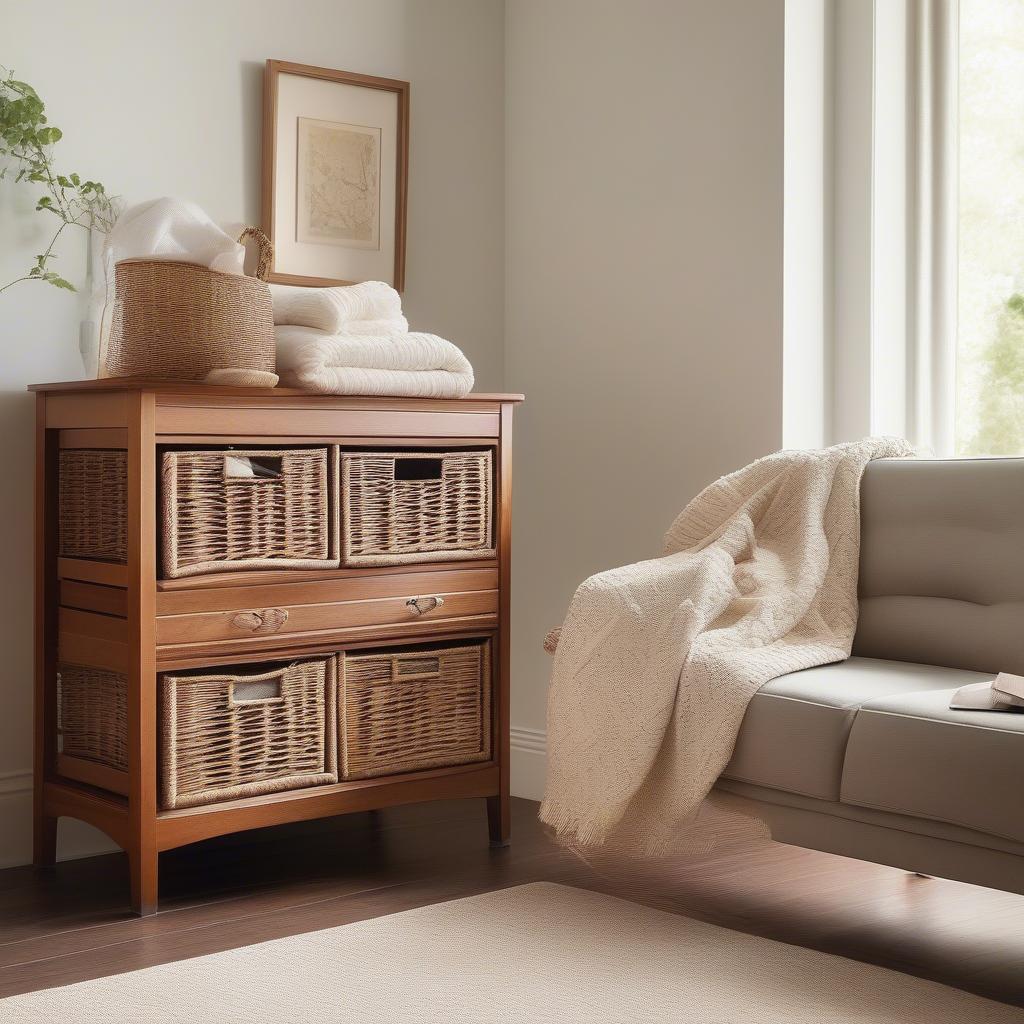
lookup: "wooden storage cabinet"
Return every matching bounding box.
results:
[32,381,521,915]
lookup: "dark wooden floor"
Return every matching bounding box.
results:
[2,797,1024,1012]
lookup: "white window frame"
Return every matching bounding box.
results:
[783,0,958,454]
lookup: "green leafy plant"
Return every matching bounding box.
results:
[0,67,117,293]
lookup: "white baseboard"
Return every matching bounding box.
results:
[510,725,547,802]
[0,768,33,799]
[0,769,117,870]
[0,727,550,868]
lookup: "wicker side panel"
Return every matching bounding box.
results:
[340,450,495,567]
[58,664,128,771]
[341,642,492,780]
[58,449,128,563]
[161,448,336,578]
[160,657,338,810]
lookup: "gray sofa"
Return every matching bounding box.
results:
[715,457,1024,895]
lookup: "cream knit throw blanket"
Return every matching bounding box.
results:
[540,438,913,858]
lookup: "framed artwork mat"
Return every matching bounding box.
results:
[262,60,409,289]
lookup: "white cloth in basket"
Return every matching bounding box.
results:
[105,197,245,273]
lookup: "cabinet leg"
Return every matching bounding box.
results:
[129,846,159,917]
[33,813,58,867]
[487,794,511,848]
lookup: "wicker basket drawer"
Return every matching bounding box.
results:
[161,448,337,579]
[59,450,128,563]
[340,641,492,780]
[160,657,338,809]
[57,663,129,794]
[339,449,495,566]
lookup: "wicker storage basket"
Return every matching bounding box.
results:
[103,227,275,381]
[59,449,128,563]
[160,657,338,810]
[161,447,337,578]
[58,664,128,772]
[340,641,492,780]
[339,450,495,566]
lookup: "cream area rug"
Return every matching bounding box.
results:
[2,883,1021,1023]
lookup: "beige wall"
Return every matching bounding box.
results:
[0,0,505,867]
[504,0,786,794]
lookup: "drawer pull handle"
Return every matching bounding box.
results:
[406,596,445,616]
[232,607,289,633]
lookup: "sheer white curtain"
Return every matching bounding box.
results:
[908,0,958,455]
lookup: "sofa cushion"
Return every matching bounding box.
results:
[722,658,992,801]
[841,686,1024,844]
[854,457,1024,674]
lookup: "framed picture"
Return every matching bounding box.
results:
[262,60,409,289]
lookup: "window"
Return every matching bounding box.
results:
[957,0,1024,454]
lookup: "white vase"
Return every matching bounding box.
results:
[79,228,109,378]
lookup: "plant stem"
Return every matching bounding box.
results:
[0,277,33,294]
[0,219,71,293]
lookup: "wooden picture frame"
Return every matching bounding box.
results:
[262,60,409,290]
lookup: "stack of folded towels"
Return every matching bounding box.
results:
[269,281,474,398]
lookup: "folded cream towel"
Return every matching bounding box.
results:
[275,325,474,398]
[269,281,408,334]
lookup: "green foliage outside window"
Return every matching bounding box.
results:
[961,293,1024,456]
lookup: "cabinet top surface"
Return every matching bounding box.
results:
[28,378,524,403]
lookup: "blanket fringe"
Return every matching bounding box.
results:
[542,627,561,654]
[538,799,619,849]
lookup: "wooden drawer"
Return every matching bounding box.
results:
[155,570,498,652]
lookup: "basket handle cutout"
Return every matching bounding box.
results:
[224,454,283,481]
[231,675,283,703]
[394,457,443,481]
[391,656,441,682]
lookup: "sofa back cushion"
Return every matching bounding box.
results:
[853,457,1024,674]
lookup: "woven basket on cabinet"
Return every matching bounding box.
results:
[161,447,336,578]
[58,449,128,563]
[160,657,338,810]
[103,227,275,381]
[339,450,495,566]
[340,641,492,780]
